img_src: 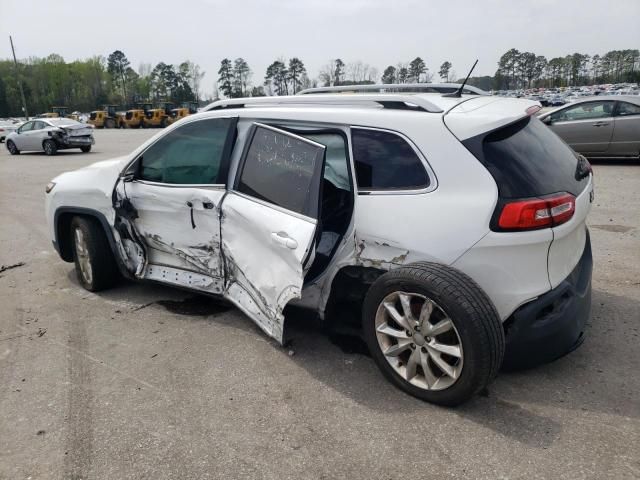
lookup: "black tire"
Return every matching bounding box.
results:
[160,118,167,128]
[43,139,57,156]
[362,262,505,406]
[6,140,20,155]
[70,216,120,292]
[80,145,92,153]
[104,118,115,129]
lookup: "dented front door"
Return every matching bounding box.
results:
[220,124,326,343]
[125,183,226,290]
[115,117,238,293]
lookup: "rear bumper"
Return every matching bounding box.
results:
[502,229,592,370]
[59,136,94,147]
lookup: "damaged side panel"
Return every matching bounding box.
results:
[220,192,317,343]
[111,179,226,294]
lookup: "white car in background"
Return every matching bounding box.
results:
[44,86,594,406]
[0,120,21,142]
[5,118,94,155]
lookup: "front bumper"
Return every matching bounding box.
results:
[502,229,592,370]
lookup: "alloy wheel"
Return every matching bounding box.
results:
[375,291,464,391]
[74,227,93,285]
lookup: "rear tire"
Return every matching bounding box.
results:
[104,118,115,129]
[6,140,19,155]
[362,262,505,406]
[71,216,119,292]
[80,145,91,153]
[43,139,57,156]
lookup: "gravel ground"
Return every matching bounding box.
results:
[1,129,639,479]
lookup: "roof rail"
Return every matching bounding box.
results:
[297,83,489,96]
[201,93,444,113]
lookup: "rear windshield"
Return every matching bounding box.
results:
[462,116,588,198]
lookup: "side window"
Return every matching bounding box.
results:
[139,117,236,184]
[297,132,351,192]
[33,121,46,130]
[552,101,615,122]
[617,102,640,117]
[19,121,34,133]
[351,128,429,191]
[236,125,325,218]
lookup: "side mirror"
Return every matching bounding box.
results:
[121,156,142,182]
[541,116,553,125]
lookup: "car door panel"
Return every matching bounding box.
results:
[548,101,616,154]
[550,118,614,154]
[220,124,326,343]
[13,122,32,150]
[112,116,238,287]
[221,191,318,341]
[610,103,640,156]
[125,182,226,280]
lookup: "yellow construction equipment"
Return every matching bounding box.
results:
[87,105,124,129]
[142,102,173,128]
[38,106,69,118]
[167,101,199,125]
[122,103,151,129]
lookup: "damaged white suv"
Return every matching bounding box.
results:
[45,88,594,405]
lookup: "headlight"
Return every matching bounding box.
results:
[45,182,56,194]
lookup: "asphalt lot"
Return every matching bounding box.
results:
[1,129,639,479]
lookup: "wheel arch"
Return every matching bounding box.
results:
[323,265,388,330]
[53,207,126,275]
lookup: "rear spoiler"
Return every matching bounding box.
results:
[443,97,542,141]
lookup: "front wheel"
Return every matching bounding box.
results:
[80,145,91,153]
[43,139,57,156]
[6,140,20,155]
[362,262,504,406]
[71,216,120,292]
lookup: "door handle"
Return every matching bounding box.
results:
[271,232,298,249]
[592,121,609,127]
[187,199,215,210]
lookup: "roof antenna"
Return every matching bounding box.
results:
[443,59,478,98]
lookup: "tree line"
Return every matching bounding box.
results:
[1,47,638,117]
[0,50,205,117]
[495,48,640,90]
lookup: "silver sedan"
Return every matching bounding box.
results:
[539,95,640,159]
[5,118,94,156]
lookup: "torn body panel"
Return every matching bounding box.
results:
[220,191,317,343]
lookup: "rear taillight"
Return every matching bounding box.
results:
[497,192,575,231]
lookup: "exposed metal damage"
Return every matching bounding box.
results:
[355,235,409,268]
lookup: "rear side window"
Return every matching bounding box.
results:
[236,125,325,218]
[463,116,588,199]
[139,117,236,184]
[617,102,640,116]
[351,128,429,191]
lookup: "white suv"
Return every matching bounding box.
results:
[45,89,594,406]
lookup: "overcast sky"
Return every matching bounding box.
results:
[1,0,638,96]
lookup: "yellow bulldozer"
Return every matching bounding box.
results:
[87,105,124,129]
[122,103,151,129]
[142,102,173,128]
[38,106,80,121]
[167,101,199,125]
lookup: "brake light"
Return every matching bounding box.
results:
[498,193,575,231]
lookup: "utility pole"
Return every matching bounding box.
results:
[9,36,29,119]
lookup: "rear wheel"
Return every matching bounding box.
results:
[71,217,119,292]
[43,139,57,156]
[6,140,19,155]
[80,145,91,153]
[104,118,115,129]
[362,262,504,406]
